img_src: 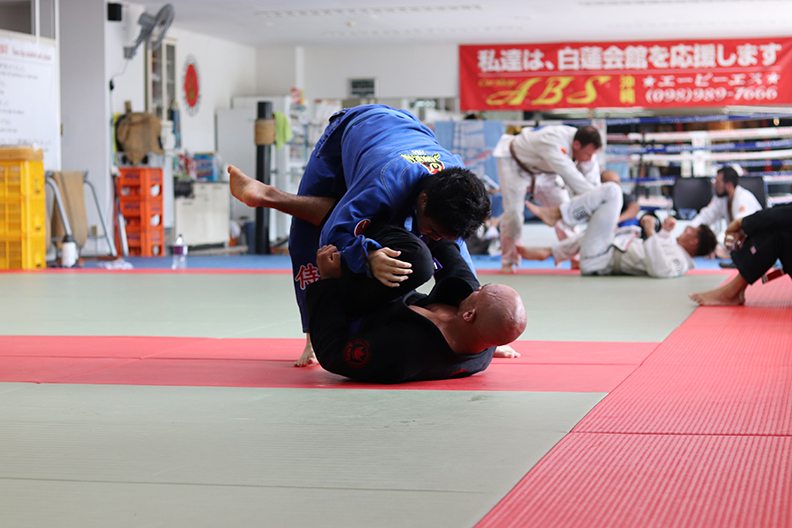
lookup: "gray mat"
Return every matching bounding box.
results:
[496,273,727,342]
[0,383,604,528]
[0,272,726,342]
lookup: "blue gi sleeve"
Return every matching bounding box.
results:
[319,164,424,275]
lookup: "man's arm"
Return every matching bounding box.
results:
[319,165,427,278]
[642,217,689,278]
[539,134,597,196]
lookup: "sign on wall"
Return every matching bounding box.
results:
[460,37,790,111]
[0,36,60,169]
[182,54,201,116]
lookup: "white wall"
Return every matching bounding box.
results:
[303,44,458,100]
[255,45,301,97]
[60,0,109,232]
[105,3,146,116]
[170,27,257,152]
[255,44,458,102]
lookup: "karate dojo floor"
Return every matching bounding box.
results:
[1,225,790,527]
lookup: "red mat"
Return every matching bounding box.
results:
[0,268,289,275]
[476,273,792,527]
[0,336,656,392]
[476,433,792,528]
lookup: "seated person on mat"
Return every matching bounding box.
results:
[690,203,792,306]
[307,224,527,383]
[690,166,762,259]
[517,182,717,277]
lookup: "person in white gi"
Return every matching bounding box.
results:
[517,182,718,278]
[493,125,603,273]
[690,166,762,258]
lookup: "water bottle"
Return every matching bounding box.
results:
[172,234,187,269]
[61,234,78,268]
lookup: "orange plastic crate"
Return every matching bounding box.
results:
[118,195,163,222]
[0,232,47,269]
[124,225,165,257]
[116,167,163,199]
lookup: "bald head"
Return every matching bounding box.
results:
[461,284,527,348]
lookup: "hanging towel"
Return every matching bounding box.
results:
[273,111,293,150]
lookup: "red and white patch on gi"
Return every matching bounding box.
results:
[343,339,372,368]
[295,263,321,290]
[355,219,371,236]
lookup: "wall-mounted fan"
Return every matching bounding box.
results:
[123,4,175,60]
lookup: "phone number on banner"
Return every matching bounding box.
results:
[645,86,778,104]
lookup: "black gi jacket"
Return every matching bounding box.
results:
[306,241,495,384]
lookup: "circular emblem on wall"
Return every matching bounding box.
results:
[182,55,201,116]
[343,339,372,369]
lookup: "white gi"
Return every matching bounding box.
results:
[690,185,762,244]
[494,126,600,268]
[553,182,695,278]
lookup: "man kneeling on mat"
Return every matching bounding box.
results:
[518,182,717,277]
[690,203,792,305]
[306,224,527,383]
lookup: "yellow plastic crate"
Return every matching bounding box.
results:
[0,232,47,270]
[0,196,46,238]
[0,148,45,199]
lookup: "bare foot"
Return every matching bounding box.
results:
[229,165,280,208]
[570,257,580,270]
[689,274,748,306]
[526,201,562,227]
[494,344,521,358]
[689,289,746,306]
[500,264,516,274]
[517,246,552,261]
[294,334,319,367]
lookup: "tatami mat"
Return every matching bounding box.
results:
[476,275,792,528]
[5,259,787,527]
[0,336,656,393]
[0,384,603,528]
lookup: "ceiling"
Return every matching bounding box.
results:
[141,0,792,48]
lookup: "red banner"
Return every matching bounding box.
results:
[459,37,792,111]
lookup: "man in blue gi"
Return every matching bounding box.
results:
[230,105,492,366]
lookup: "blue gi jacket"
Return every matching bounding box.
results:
[315,105,467,275]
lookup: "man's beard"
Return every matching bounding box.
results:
[716,189,727,198]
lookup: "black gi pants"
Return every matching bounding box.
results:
[338,224,435,317]
[731,205,792,284]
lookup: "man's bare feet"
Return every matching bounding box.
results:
[526,201,562,227]
[494,344,521,358]
[689,274,748,306]
[517,246,552,261]
[229,165,280,208]
[294,334,319,367]
[500,264,516,274]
